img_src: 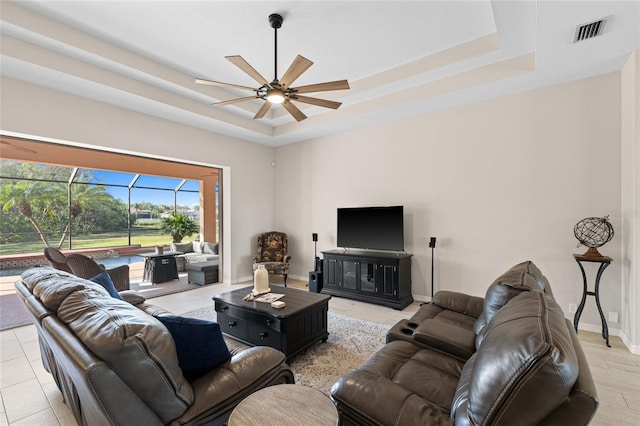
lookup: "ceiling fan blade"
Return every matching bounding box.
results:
[213,96,258,106]
[226,55,271,87]
[254,101,272,119]
[282,100,307,122]
[293,79,350,94]
[195,78,256,92]
[292,95,342,109]
[279,55,313,88]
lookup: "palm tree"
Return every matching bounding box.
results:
[1,180,54,247]
[160,213,199,243]
[55,183,112,248]
[1,176,112,248]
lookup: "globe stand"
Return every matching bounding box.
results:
[583,247,604,258]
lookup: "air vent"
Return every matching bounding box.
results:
[574,18,606,42]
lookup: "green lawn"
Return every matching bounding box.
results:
[0,229,174,255]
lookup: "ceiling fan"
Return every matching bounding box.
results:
[196,13,349,122]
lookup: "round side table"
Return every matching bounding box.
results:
[228,384,338,426]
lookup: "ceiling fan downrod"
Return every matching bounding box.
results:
[269,13,283,83]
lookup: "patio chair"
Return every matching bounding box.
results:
[253,231,291,286]
[44,247,73,274]
[66,253,130,292]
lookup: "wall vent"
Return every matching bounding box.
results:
[574,18,606,42]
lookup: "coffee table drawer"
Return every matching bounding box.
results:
[217,303,281,332]
[245,324,282,348]
[218,312,249,340]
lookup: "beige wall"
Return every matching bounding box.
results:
[620,50,640,353]
[0,76,275,283]
[2,69,636,350]
[275,72,626,339]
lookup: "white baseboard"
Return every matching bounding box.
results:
[619,329,640,354]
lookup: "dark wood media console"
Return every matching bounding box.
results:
[321,249,413,310]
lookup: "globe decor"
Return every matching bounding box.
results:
[573,215,614,257]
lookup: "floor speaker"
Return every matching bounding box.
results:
[309,271,323,293]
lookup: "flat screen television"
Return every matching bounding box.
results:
[337,206,404,251]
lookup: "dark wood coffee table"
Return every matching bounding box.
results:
[213,286,331,359]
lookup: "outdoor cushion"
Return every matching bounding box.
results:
[172,241,193,253]
[90,271,124,300]
[203,242,218,254]
[157,315,231,381]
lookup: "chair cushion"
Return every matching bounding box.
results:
[331,340,464,424]
[23,268,95,311]
[480,261,544,327]
[156,315,231,381]
[185,260,219,272]
[56,289,194,423]
[257,232,288,262]
[184,253,217,263]
[90,271,124,300]
[193,241,204,253]
[256,262,289,275]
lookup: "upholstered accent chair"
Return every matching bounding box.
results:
[66,253,130,292]
[253,232,291,286]
[44,247,73,274]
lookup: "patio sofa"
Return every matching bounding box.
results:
[14,266,294,426]
[330,261,599,425]
[171,241,219,271]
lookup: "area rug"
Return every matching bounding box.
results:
[130,278,205,299]
[182,307,388,395]
[0,294,32,330]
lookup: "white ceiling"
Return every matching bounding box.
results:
[1,1,639,146]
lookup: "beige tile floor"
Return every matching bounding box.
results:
[1,272,638,425]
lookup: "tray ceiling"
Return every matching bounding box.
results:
[1,1,638,146]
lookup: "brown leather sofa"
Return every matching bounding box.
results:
[15,267,294,426]
[330,261,599,425]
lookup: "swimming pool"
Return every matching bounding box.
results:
[0,254,144,277]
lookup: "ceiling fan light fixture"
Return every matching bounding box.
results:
[266,89,285,104]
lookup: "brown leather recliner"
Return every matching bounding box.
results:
[15,267,294,425]
[330,261,599,425]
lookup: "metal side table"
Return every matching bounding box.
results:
[573,253,613,347]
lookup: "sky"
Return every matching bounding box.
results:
[88,170,201,208]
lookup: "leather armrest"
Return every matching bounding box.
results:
[413,320,476,360]
[119,290,146,305]
[432,291,484,318]
[177,346,293,424]
[331,371,453,426]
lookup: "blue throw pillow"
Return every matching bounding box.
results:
[90,271,124,300]
[157,315,232,381]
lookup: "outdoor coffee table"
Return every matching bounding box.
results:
[228,384,338,426]
[213,286,331,360]
[141,251,180,284]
